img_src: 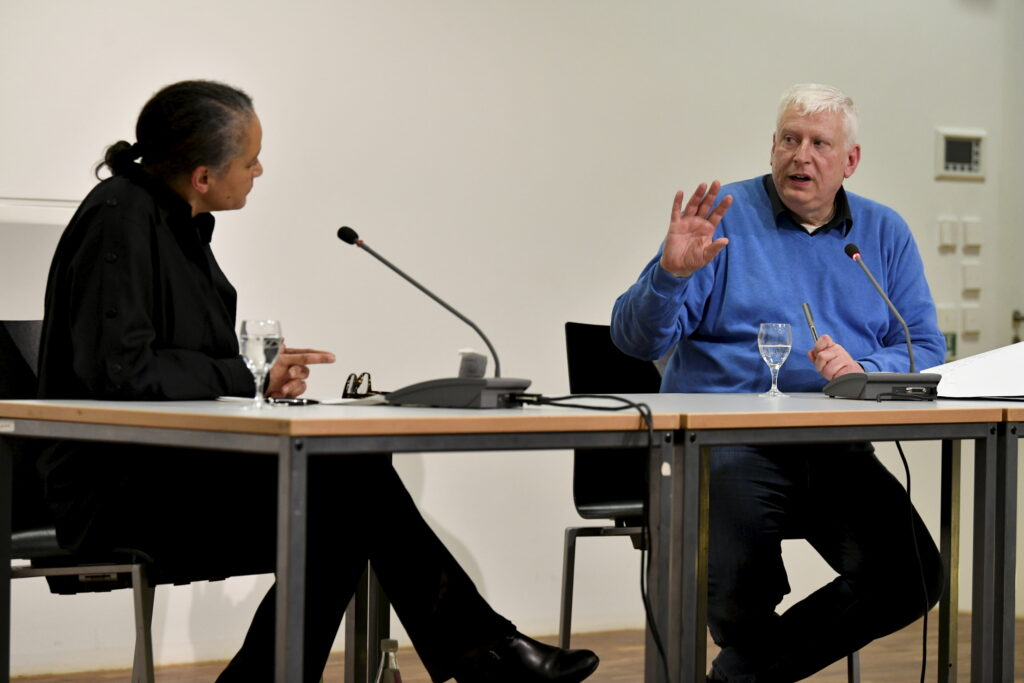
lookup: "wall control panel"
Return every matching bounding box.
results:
[935,127,985,181]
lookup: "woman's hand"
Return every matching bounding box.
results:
[266,347,336,398]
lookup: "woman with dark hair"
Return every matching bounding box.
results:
[36,80,599,683]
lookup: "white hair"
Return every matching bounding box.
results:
[776,83,859,148]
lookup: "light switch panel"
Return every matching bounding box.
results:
[936,304,957,331]
[962,216,982,248]
[938,217,959,248]
[962,263,982,291]
[962,305,981,333]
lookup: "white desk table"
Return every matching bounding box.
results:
[0,394,1016,682]
[643,393,1014,683]
[0,398,677,683]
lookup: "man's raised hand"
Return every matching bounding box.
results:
[659,181,733,278]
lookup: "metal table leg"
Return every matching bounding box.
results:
[993,423,1019,681]
[276,436,309,682]
[938,439,960,683]
[970,425,1002,682]
[646,431,682,683]
[971,422,1019,682]
[645,432,667,682]
[1,447,11,683]
[646,430,708,683]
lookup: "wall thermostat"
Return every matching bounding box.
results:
[935,127,985,181]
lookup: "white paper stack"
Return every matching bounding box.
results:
[924,342,1024,399]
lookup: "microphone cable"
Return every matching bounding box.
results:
[514,392,673,683]
[842,249,930,681]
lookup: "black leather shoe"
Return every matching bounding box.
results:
[456,632,599,683]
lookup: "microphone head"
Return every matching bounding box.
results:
[337,226,359,245]
[844,243,861,259]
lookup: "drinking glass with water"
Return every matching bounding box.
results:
[240,319,283,408]
[757,322,791,398]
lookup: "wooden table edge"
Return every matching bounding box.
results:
[1003,406,1024,422]
[0,402,679,436]
[681,406,1005,430]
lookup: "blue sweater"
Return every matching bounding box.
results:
[611,176,945,393]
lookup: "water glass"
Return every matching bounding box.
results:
[240,319,283,408]
[758,322,791,398]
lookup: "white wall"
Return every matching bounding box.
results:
[1,0,1021,674]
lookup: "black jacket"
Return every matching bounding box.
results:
[38,168,252,401]
[36,166,253,550]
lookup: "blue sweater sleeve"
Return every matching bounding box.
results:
[610,248,715,361]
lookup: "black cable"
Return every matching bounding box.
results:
[516,392,672,683]
[639,528,671,683]
[895,440,929,683]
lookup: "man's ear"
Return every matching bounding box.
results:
[190,166,212,194]
[844,144,862,179]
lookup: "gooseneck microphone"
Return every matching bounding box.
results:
[844,243,916,373]
[821,243,940,400]
[336,226,531,408]
[338,226,503,377]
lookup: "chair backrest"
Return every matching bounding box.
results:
[0,321,39,398]
[2,320,264,584]
[564,322,663,521]
[0,320,55,533]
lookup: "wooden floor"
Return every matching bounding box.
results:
[13,614,1024,682]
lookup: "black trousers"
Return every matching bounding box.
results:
[57,448,514,682]
[706,443,943,683]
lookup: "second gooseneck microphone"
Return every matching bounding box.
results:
[820,243,940,400]
[844,243,916,373]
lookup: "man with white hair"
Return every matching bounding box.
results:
[611,84,945,681]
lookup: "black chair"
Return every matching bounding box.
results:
[560,322,860,682]
[2,320,267,682]
[1,320,160,681]
[559,322,660,648]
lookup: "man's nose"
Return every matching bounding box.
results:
[793,139,812,162]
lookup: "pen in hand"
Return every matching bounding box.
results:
[802,302,819,342]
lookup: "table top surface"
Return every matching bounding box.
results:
[0,393,1011,437]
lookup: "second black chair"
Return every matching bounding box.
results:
[559,321,662,648]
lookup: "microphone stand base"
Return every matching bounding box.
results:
[386,377,532,408]
[823,372,941,401]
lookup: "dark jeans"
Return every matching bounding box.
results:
[57,448,514,683]
[706,443,943,683]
